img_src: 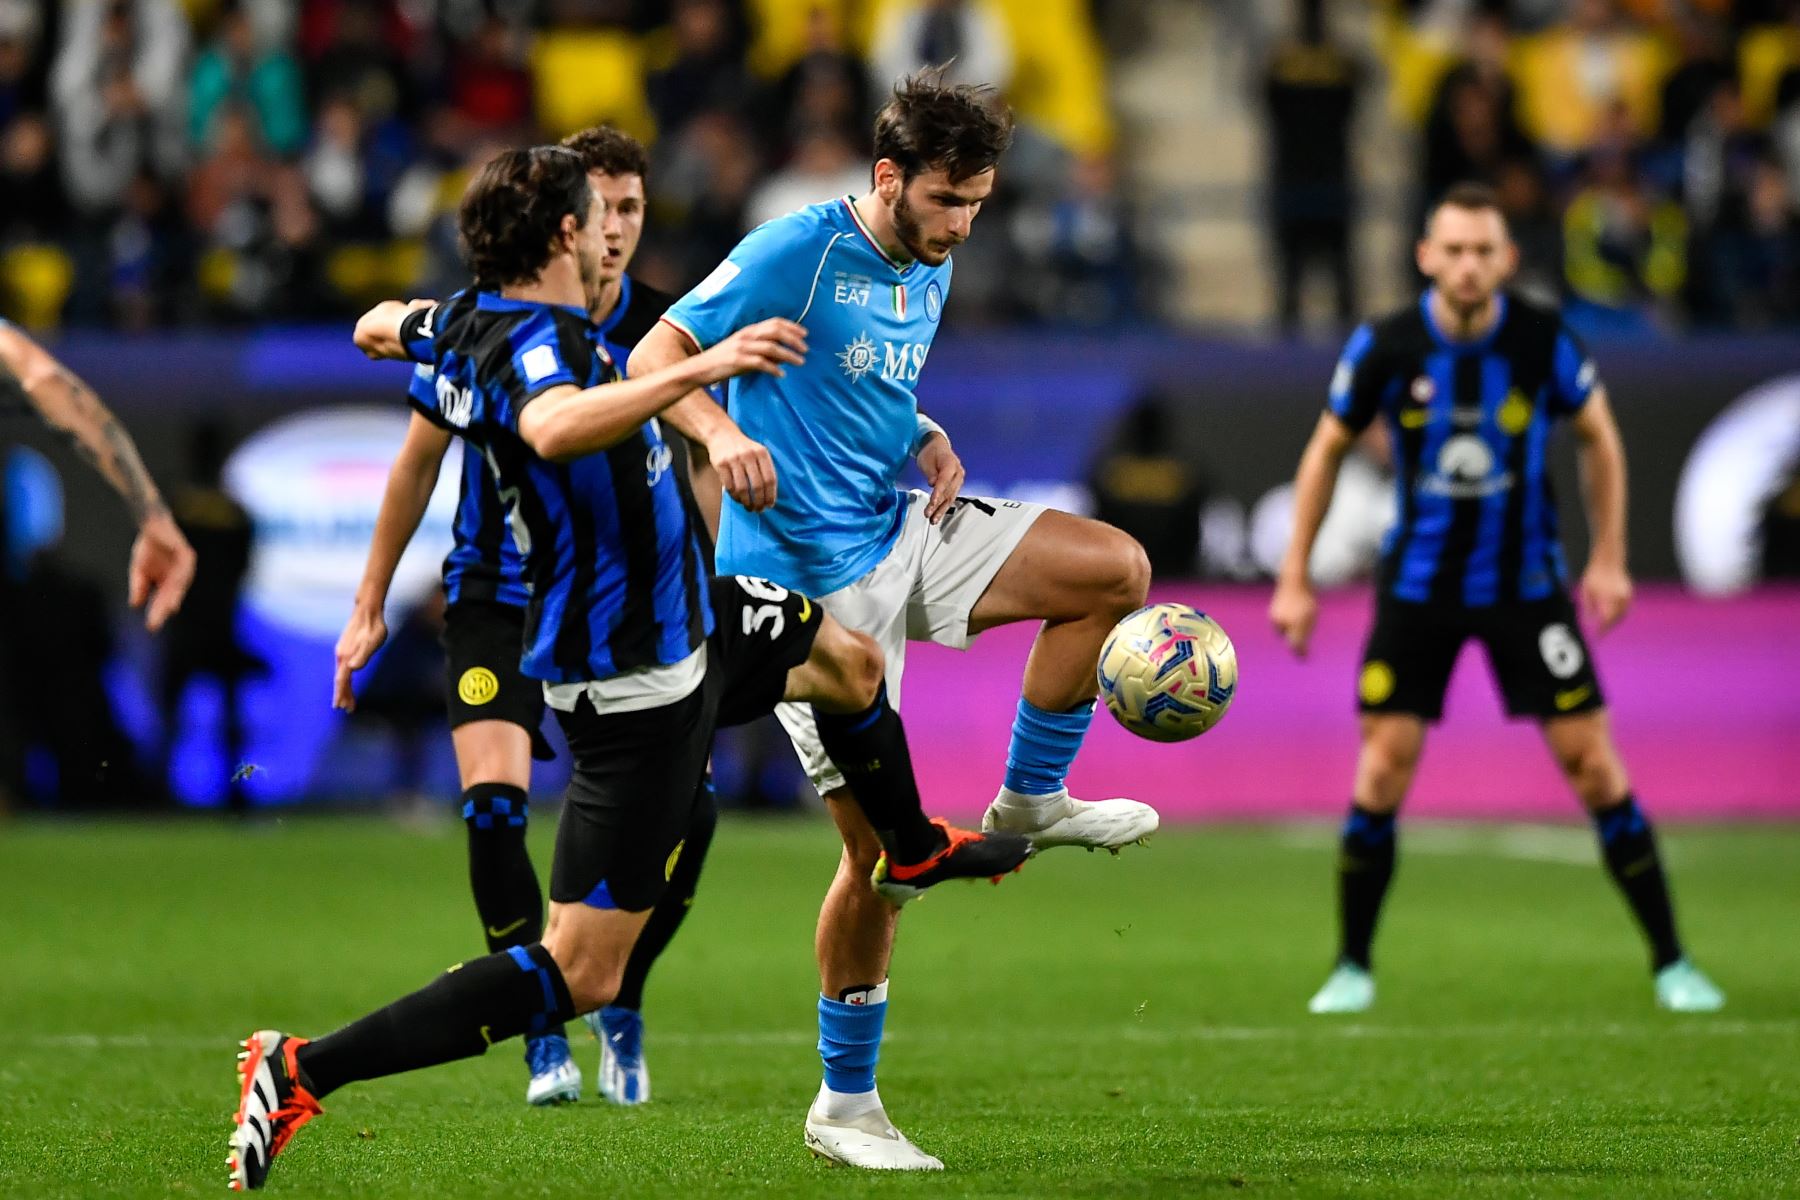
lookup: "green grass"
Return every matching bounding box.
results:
[1,816,1796,1199]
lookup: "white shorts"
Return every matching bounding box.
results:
[776,490,1045,795]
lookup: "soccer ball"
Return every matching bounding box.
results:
[1097,603,1238,742]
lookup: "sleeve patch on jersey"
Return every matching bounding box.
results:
[521,343,561,383]
[692,259,741,301]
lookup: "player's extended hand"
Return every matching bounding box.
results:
[705,426,779,512]
[1269,576,1319,659]
[333,604,388,712]
[1578,559,1633,634]
[696,319,807,385]
[128,510,196,634]
[917,432,965,524]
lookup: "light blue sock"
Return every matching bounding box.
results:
[817,989,886,1094]
[1003,697,1096,796]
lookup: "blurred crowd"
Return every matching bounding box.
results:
[0,0,1134,332]
[1265,0,1800,334]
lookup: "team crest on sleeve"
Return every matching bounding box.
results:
[693,259,740,300]
[520,344,560,383]
[925,281,942,322]
[838,331,879,382]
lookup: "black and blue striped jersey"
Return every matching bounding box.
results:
[400,288,712,685]
[1326,291,1600,607]
[424,276,683,609]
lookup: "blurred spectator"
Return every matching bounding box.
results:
[770,6,871,156]
[52,0,189,216]
[1007,151,1138,325]
[645,0,757,140]
[189,1,306,158]
[1,114,67,244]
[303,3,413,126]
[159,420,262,813]
[745,124,868,229]
[1495,158,1562,306]
[0,0,47,127]
[1658,18,1732,147]
[1421,12,1533,209]
[1562,138,1687,334]
[869,0,1014,92]
[1262,0,1361,333]
[653,109,762,281]
[446,15,533,137]
[1089,393,1205,577]
[1683,81,1775,324]
[1511,0,1664,159]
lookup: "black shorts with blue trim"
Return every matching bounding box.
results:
[1357,590,1605,722]
[547,576,822,912]
[442,599,555,761]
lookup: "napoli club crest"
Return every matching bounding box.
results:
[925,281,942,322]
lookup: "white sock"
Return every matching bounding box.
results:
[815,1081,885,1121]
[994,784,1069,811]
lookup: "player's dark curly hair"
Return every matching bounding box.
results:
[458,146,592,288]
[872,66,1015,184]
[560,124,649,182]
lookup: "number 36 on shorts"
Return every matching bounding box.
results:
[735,576,809,640]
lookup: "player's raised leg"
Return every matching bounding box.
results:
[1309,713,1422,1014]
[972,509,1158,851]
[1542,710,1724,1012]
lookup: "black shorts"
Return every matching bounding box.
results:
[441,600,554,762]
[1358,590,1605,722]
[547,575,822,912]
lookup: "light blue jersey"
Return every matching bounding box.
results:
[662,197,952,596]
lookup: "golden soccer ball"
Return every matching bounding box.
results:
[1097,603,1238,742]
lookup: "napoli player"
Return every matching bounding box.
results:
[1269,183,1725,1015]
[226,147,1028,1191]
[338,127,709,1107]
[631,71,1157,1169]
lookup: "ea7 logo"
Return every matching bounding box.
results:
[883,341,929,382]
[833,272,872,306]
[435,374,473,427]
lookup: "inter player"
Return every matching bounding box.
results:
[0,321,195,631]
[226,147,1027,1191]
[1268,182,1725,1015]
[338,127,705,1107]
[631,71,1155,1169]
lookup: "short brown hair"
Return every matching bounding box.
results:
[872,67,1015,184]
[560,125,649,182]
[1426,181,1506,232]
[458,145,592,288]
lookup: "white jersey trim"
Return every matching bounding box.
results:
[796,232,850,325]
[544,644,707,715]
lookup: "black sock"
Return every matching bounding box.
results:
[463,783,564,1042]
[295,943,574,1100]
[1338,804,1397,971]
[612,776,718,1012]
[813,685,941,863]
[1592,794,1683,971]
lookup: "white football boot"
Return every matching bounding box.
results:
[981,785,1159,853]
[804,1086,944,1170]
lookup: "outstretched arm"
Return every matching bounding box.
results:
[0,322,195,631]
[631,319,780,512]
[353,299,436,361]
[521,318,806,463]
[1569,385,1631,632]
[334,413,454,710]
[1269,412,1358,658]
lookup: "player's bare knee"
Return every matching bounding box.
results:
[1093,527,1152,618]
[819,627,883,711]
[545,943,620,1014]
[839,832,882,876]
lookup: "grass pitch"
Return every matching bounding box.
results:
[0,816,1795,1198]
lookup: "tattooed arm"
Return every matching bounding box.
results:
[0,322,196,632]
